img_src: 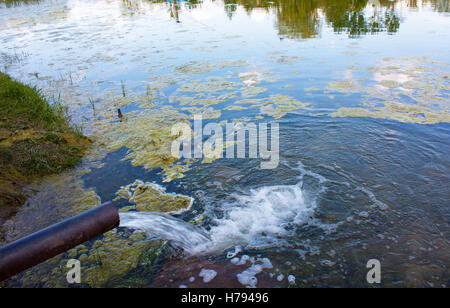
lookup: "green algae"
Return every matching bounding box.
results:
[378,80,399,89]
[81,232,165,287]
[195,77,241,93]
[260,104,291,119]
[331,102,450,125]
[224,105,248,111]
[89,104,191,182]
[239,72,263,86]
[182,106,221,120]
[273,56,298,64]
[161,161,193,183]
[16,228,166,287]
[328,80,356,90]
[169,95,195,106]
[270,94,308,107]
[174,60,247,75]
[257,94,308,119]
[177,77,241,94]
[235,98,267,105]
[327,56,449,124]
[215,60,248,69]
[304,87,319,92]
[241,87,267,97]
[115,179,193,213]
[174,61,216,75]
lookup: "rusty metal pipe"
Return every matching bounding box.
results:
[0,202,119,281]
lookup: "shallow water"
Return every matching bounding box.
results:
[0,0,449,287]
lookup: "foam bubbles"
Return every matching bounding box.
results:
[288,275,296,285]
[199,268,217,283]
[236,257,273,288]
[207,183,315,250]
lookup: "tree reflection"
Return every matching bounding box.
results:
[136,0,447,39]
[275,0,321,39]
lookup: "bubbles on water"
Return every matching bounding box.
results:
[226,246,242,259]
[287,275,296,285]
[233,256,273,288]
[200,174,336,252]
[198,268,217,283]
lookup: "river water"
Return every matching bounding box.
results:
[0,0,449,287]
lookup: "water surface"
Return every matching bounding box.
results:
[0,0,449,287]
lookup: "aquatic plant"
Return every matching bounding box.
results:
[120,80,126,97]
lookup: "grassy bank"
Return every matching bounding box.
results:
[0,72,90,227]
[1,0,41,7]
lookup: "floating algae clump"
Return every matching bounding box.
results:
[260,104,291,119]
[235,98,268,105]
[195,77,241,93]
[378,80,399,89]
[174,61,216,75]
[325,56,449,124]
[258,94,308,119]
[115,179,193,213]
[239,72,263,86]
[224,105,248,111]
[177,77,240,94]
[90,105,191,182]
[182,106,222,120]
[174,60,247,75]
[241,87,268,97]
[328,80,356,92]
[269,94,308,107]
[331,102,450,125]
[161,162,193,182]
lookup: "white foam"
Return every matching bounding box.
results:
[226,246,242,259]
[205,183,315,251]
[120,182,318,254]
[237,265,261,288]
[199,269,217,283]
[236,257,274,288]
[288,275,296,285]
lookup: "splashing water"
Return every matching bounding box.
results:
[119,212,211,255]
[120,181,316,254]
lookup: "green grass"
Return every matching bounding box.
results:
[0,72,90,220]
[1,0,42,7]
[0,72,71,131]
[0,136,84,175]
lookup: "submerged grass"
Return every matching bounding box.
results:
[0,72,90,224]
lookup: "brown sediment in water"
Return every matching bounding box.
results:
[152,256,277,288]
